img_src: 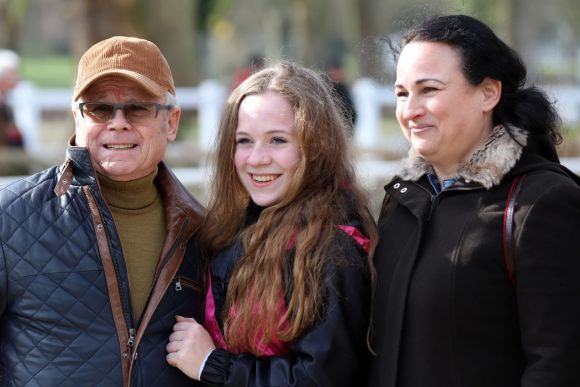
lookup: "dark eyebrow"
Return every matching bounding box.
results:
[394,78,447,88]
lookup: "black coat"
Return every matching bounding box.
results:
[0,145,205,386]
[201,206,372,386]
[368,126,580,387]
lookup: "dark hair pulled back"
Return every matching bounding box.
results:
[394,14,562,146]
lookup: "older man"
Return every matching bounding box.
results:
[0,37,204,386]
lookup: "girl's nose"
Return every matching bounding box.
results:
[247,144,271,165]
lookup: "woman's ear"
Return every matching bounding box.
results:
[481,78,502,112]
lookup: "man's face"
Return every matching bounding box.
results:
[0,68,19,91]
[73,76,180,181]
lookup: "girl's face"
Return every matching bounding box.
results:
[234,91,301,207]
[394,41,498,178]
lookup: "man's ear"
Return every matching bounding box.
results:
[166,106,181,142]
[71,107,81,145]
[481,78,502,112]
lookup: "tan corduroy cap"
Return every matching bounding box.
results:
[73,36,175,101]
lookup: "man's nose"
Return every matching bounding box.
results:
[108,107,130,129]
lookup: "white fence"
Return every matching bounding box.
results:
[10,80,227,154]
[8,79,580,154]
[350,79,580,146]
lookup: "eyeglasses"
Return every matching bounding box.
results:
[78,102,173,125]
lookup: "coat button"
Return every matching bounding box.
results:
[401,187,408,193]
[394,183,401,189]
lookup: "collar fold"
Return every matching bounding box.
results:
[397,125,528,189]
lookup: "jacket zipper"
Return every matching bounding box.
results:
[157,218,189,279]
[127,328,136,348]
[174,276,203,293]
[129,217,190,364]
[139,218,189,308]
[87,188,137,364]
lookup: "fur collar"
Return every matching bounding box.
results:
[398,125,528,189]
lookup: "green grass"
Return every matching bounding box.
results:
[20,56,75,88]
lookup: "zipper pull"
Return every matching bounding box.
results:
[127,328,136,348]
[175,278,182,291]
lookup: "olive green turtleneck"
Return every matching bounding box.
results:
[97,170,165,322]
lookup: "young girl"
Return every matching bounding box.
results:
[166,60,377,386]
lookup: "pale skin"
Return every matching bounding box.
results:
[0,68,18,94]
[73,75,181,181]
[234,91,301,207]
[166,316,216,380]
[394,41,501,181]
[165,91,301,380]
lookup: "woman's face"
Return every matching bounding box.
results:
[394,41,498,178]
[234,91,301,207]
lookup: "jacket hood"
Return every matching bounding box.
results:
[397,125,528,189]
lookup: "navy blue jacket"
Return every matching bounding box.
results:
[0,145,204,386]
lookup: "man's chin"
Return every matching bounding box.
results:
[96,163,138,181]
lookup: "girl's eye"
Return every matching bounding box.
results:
[395,90,408,98]
[236,138,252,145]
[272,137,287,144]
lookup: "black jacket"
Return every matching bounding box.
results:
[368,126,580,387]
[201,205,372,386]
[0,145,204,386]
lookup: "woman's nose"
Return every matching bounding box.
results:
[400,95,425,121]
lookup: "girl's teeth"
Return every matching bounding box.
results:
[253,175,275,182]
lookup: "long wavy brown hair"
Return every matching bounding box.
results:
[201,60,377,355]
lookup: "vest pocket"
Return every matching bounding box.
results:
[172,275,202,293]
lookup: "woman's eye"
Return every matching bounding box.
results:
[271,137,288,144]
[423,87,438,93]
[236,138,252,145]
[395,90,408,98]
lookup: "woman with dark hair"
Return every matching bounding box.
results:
[166,60,377,386]
[368,14,580,387]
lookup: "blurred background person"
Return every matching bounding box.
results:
[0,49,23,148]
[326,57,357,131]
[231,53,265,90]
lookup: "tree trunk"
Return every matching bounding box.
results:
[146,0,198,85]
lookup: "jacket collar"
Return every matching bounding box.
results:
[60,135,204,225]
[397,125,528,189]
